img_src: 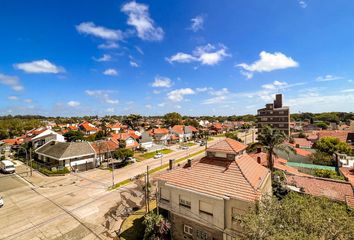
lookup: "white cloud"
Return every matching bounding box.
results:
[76,22,123,40]
[24,98,32,103]
[121,1,164,41]
[93,54,111,62]
[106,108,115,113]
[153,90,161,94]
[341,89,354,93]
[166,53,197,63]
[316,74,343,82]
[209,88,229,96]
[237,51,298,78]
[67,101,80,107]
[103,68,118,76]
[189,15,204,32]
[152,76,172,88]
[14,59,63,74]
[157,102,166,107]
[175,105,182,109]
[145,104,153,109]
[299,1,307,8]
[167,44,229,66]
[261,80,287,90]
[130,60,139,67]
[8,96,18,100]
[196,87,210,92]
[85,90,119,105]
[240,70,253,79]
[135,46,144,55]
[0,73,23,91]
[98,42,119,49]
[167,88,195,102]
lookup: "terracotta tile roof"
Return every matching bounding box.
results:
[339,167,354,186]
[79,121,98,132]
[158,154,270,202]
[68,125,78,131]
[186,125,198,132]
[317,130,350,143]
[294,148,312,157]
[111,133,131,141]
[286,175,354,202]
[207,138,247,154]
[346,195,354,209]
[107,123,122,129]
[172,125,184,134]
[249,152,310,177]
[292,138,313,148]
[1,138,23,145]
[211,122,223,129]
[127,130,140,139]
[170,134,179,140]
[152,128,169,135]
[91,140,118,153]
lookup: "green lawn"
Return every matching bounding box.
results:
[119,201,157,240]
[136,149,173,160]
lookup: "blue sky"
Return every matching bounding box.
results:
[0,0,353,116]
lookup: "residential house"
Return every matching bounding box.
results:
[31,129,65,149]
[91,140,118,165]
[210,122,224,134]
[140,131,153,149]
[151,128,170,145]
[107,123,122,134]
[156,138,272,239]
[171,125,185,142]
[110,133,139,149]
[79,121,99,135]
[35,141,96,171]
[291,138,313,149]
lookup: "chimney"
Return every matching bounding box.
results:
[274,94,283,108]
[257,156,261,164]
[257,147,262,153]
[169,159,174,170]
[187,159,192,167]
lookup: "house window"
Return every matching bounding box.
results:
[196,229,209,240]
[184,225,193,236]
[199,201,213,216]
[261,117,267,121]
[179,196,191,209]
[226,154,235,160]
[207,151,215,158]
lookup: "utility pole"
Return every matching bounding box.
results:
[29,148,33,177]
[146,165,150,213]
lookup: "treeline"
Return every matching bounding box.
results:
[291,112,354,124]
[0,118,44,139]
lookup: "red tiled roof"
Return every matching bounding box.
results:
[186,125,198,132]
[158,154,270,202]
[317,130,350,143]
[286,175,354,202]
[91,140,118,153]
[172,125,184,134]
[294,148,312,157]
[1,138,23,145]
[79,121,98,132]
[107,123,122,129]
[127,130,140,139]
[170,134,179,140]
[292,138,313,148]
[212,122,223,129]
[111,133,131,141]
[249,152,310,177]
[207,138,247,154]
[152,128,169,135]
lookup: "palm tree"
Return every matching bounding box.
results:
[255,125,288,172]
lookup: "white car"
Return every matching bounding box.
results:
[154,153,163,159]
[0,196,3,208]
[0,160,15,174]
[181,146,189,150]
[126,157,136,163]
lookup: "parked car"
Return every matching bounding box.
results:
[126,157,136,163]
[0,160,15,174]
[200,142,206,146]
[154,153,163,159]
[181,146,189,150]
[0,196,3,208]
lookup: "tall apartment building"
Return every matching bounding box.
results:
[257,94,290,135]
[156,138,272,240]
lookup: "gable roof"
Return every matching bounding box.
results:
[152,128,169,135]
[172,125,184,134]
[317,130,350,143]
[35,141,95,160]
[90,140,118,153]
[79,121,98,132]
[158,154,270,202]
[207,138,247,154]
[31,129,62,141]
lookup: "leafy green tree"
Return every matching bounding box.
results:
[113,148,133,160]
[309,151,335,166]
[314,169,345,180]
[315,137,352,155]
[225,132,241,141]
[240,192,354,240]
[118,139,126,149]
[255,126,288,171]
[63,131,84,142]
[163,112,182,127]
[143,212,170,240]
[315,122,328,129]
[183,118,199,128]
[123,114,142,130]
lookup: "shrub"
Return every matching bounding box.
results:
[314,169,345,180]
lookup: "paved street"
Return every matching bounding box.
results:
[0,139,219,240]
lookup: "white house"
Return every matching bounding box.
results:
[31,129,65,149]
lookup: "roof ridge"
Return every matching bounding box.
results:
[60,141,73,159]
